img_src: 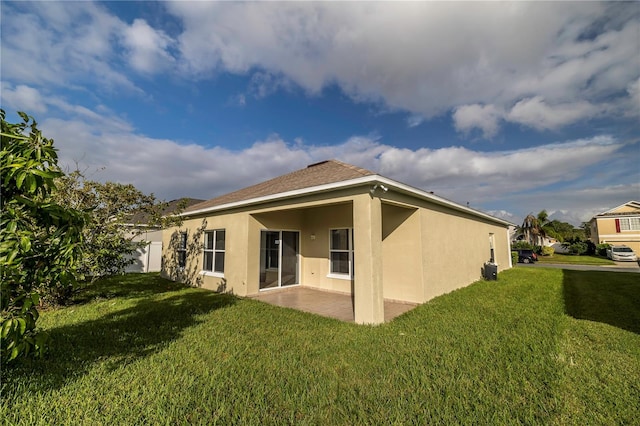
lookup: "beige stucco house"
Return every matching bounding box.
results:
[589,201,640,253]
[161,160,512,324]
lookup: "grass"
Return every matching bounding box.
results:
[537,253,616,265]
[2,270,639,425]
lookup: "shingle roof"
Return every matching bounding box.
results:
[594,201,640,217]
[185,160,374,213]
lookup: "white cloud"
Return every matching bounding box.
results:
[0,2,173,93]
[33,98,631,225]
[1,83,47,114]
[167,1,639,135]
[506,97,600,131]
[3,2,637,137]
[122,19,175,74]
[453,104,503,138]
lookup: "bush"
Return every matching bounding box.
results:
[512,241,533,250]
[596,243,611,257]
[511,251,519,265]
[541,246,555,256]
[568,242,588,255]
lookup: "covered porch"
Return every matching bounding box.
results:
[249,193,421,325]
[251,286,417,323]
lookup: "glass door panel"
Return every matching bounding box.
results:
[280,231,299,286]
[259,230,299,289]
[259,231,280,289]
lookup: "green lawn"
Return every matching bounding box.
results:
[537,253,616,265]
[2,270,638,425]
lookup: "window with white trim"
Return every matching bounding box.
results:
[203,230,225,274]
[177,232,187,268]
[619,217,640,231]
[329,228,353,276]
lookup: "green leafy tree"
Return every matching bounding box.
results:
[1,111,86,363]
[521,213,545,246]
[53,170,185,279]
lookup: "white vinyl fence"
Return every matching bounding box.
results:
[125,241,163,273]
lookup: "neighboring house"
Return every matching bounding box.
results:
[589,201,640,253]
[161,160,512,324]
[125,198,204,273]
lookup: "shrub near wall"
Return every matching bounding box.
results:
[596,243,611,257]
[541,246,555,256]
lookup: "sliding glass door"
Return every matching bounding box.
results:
[259,230,299,290]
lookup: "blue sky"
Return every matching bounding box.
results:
[1,1,639,226]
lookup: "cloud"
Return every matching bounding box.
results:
[0,2,170,93]
[506,97,600,131]
[166,2,640,135]
[1,83,48,114]
[406,115,424,128]
[3,2,637,137]
[122,19,175,74]
[33,98,631,224]
[453,104,503,138]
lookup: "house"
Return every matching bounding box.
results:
[125,198,204,273]
[589,201,640,253]
[161,160,512,324]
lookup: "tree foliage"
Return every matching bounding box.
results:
[518,210,586,244]
[1,110,86,363]
[53,170,185,279]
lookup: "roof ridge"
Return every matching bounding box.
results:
[184,159,375,213]
[326,159,375,176]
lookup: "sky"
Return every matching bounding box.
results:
[1,1,639,226]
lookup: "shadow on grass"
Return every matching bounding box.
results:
[562,270,639,334]
[5,287,236,391]
[70,272,188,305]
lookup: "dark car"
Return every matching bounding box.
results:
[516,249,538,263]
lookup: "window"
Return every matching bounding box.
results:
[618,217,640,231]
[489,233,495,263]
[203,230,225,274]
[329,228,353,276]
[177,232,187,268]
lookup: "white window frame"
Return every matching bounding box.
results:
[201,229,225,278]
[327,228,354,280]
[619,217,640,231]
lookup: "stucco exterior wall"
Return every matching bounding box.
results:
[162,211,251,295]
[419,205,510,301]
[299,203,353,294]
[161,185,512,309]
[381,203,423,303]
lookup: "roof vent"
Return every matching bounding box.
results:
[307,160,330,168]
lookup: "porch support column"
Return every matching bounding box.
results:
[353,194,384,325]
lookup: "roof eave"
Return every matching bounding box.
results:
[181,175,512,227]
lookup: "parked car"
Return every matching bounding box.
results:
[606,245,638,261]
[516,249,538,263]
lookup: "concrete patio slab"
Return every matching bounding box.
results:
[250,286,417,323]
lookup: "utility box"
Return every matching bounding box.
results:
[484,262,497,281]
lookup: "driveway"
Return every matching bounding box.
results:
[517,261,640,273]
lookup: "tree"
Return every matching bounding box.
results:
[1,110,86,363]
[581,221,592,239]
[53,170,185,279]
[521,213,545,246]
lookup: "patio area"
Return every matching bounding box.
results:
[250,286,417,323]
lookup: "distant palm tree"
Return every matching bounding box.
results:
[522,212,546,246]
[537,210,556,241]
